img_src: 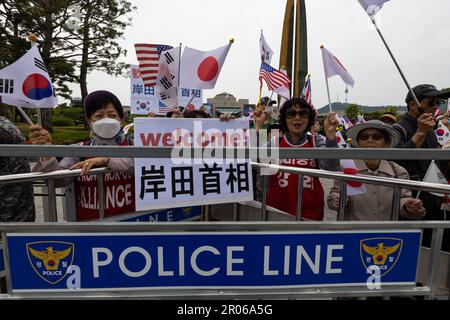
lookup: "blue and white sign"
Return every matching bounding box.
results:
[0,242,5,277]
[105,206,202,222]
[6,230,421,292]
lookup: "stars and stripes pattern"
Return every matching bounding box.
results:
[134,44,173,86]
[159,100,173,114]
[301,75,313,107]
[343,116,354,129]
[259,63,291,91]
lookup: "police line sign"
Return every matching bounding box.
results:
[6,230,420,292]
[0,242,4,277]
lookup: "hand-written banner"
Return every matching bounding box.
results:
[134,118,253,211]
[130,65,203,115]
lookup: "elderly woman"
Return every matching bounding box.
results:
[327,120,426,221]
[265,97,340,221]
[29,90,134,221]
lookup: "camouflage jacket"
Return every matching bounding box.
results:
[0,116,35,222]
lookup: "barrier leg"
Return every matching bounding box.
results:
[426,228,444,300]
[261,175,268,221]
[45,178,58,222]
[391,187,401,221]
[338,180,347,221]
[98,174,105,220]
[296,175,303,221]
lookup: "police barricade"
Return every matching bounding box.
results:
[0,221,447,300]
[0,145,450,299]
[0,242,4,278]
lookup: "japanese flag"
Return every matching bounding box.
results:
[341,159,367,196]
[180,43,232,89]
[321,46,355,88]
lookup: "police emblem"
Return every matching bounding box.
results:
[26,241,74,284]
[360,238,402,277]
[182,207,192,218]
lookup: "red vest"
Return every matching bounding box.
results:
[267,135,324,221]
[74,139,135,221]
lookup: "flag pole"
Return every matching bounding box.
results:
[177,43,182,108]
[321,46,333,113]
[16,106,34,125]
[370,17,421,109]
[0,96,33,125]
[28,34,43,126]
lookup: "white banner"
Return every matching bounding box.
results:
[130,65,203,115]
[134,118,253,211]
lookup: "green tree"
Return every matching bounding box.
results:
[384,106,399,116]
[345,104,362,121]
[64,0,135,108]
[0,0,79,131]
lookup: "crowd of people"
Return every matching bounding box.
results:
[1,84,449,251]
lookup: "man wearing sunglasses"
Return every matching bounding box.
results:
[393,84,450,251]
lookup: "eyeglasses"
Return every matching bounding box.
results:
[286,109,309,119]
[358,132,386,141]
[423,99,447,108]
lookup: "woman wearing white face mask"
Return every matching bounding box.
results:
[30,90,135,221]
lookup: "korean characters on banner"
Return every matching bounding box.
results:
[130,65,203,115]
[134,118,253,211]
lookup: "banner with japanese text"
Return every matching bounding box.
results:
[130,65,203,115]
[134,118,253,211]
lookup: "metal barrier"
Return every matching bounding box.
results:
[0,221,448,300]
[1,160,450,223]
[0,145,449,299]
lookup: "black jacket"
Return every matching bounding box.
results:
[393,113,444,221]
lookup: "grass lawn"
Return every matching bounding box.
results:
[16,123,90,145]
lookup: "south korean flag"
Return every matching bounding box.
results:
[435,121,450,146]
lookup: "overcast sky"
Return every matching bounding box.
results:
[69,0,450,110]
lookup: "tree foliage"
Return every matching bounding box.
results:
[345,104,362,120]
[0,0,135,129]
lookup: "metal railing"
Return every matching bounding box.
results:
[0,145,449,299]
[0,221,448,300]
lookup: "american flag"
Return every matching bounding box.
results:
[159,100,173,114]
[259,63,291,91]
[343,116,354,129]
[134,44,173,86]
[301,75,313,107]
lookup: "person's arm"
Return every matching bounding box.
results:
[395,114,436,148]
[317,113,340,171]
[326,179,349,211]
[396,165,426,219]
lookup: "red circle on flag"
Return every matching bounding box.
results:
[343,168,363,188]
[187,104,195,111]
[436,129,445,136]
[197,56,219,81]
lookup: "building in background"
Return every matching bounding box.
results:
[207,92,250,117]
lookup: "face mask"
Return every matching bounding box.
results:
[92,118,121,139]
